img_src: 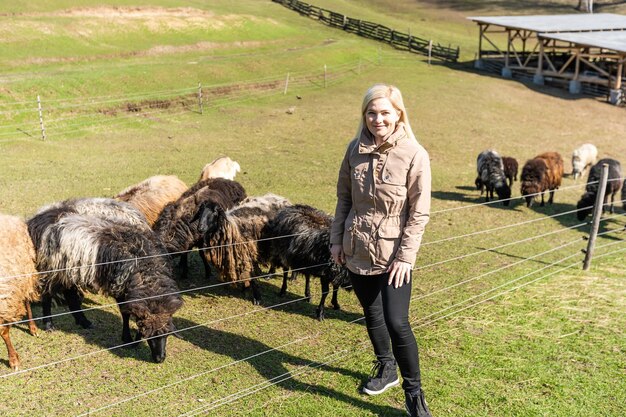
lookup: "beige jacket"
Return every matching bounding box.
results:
[330,123,431,275]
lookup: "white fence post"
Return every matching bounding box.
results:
[198,83,203,115]
[37,95,46,141]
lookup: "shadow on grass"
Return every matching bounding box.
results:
[173,317,404,416]
[433,186,525,212]
[417,0,577,13]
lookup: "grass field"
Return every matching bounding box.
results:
[0,1,625,416]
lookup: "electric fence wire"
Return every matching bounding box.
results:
[0,202,593,329]
[176,251,584,416]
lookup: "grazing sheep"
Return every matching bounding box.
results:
[475,150,511,205]
[28,198,152,331]
[264,204,350,320]
[28,212,182,363]
[199,156,241,182]
[520,152,564,207]
[153,178,247,280]
[571,143,598,180]
[115,175,188,226]
[0,214,40,370]
[199,194,291,305]
[576,159,623,220]
[502,156,519,187]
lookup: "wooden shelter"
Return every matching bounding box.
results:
[468,14,626,104]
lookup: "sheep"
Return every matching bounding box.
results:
[502,156,519,187]
[571,143,598,180]
[622,179,626,211]
[199,156,241,182]
[264,204,350,321]
[520,152,564,207]
[475,150,511,205]
[153,178,247,280]
[576,159,623,220]
[28,198,152,331]
[0,214,40,370]
[115,175,188,226]
[28,211,182,363]
[199,194,291,305]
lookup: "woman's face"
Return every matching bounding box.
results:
[364,97,400,142]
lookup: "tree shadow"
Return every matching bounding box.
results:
[416,0,588,13]
[173,317,404,415]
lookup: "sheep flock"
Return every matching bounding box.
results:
[0,156,353,370]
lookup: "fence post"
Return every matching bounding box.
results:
[37,95,46,141]
[582,163,609,270]
[428,40,433,65]
[324,65,327,88]
[284,72,290,95]
[197,83,203,115]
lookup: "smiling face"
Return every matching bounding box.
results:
[364,97,400,144]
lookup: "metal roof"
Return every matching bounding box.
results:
[467,14,626,33]
[540,31,626,54]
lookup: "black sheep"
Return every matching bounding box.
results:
[475,150,511,206]
[263,204,350,321]
[153,178,247,280]
[28,200,182,363]
[576,158,623,220]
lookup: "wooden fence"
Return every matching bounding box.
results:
[272,0,460,62]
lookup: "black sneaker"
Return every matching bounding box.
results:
[405,389,433,417]
[362,359,399,395]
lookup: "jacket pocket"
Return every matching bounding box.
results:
[376,218,402,265]
[342,210,356,256]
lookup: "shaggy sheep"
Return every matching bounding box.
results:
[571,143,598,180]
[502,156,519,187]
[199,194,291,305]
[475,150,511,205]
[28,211,182,363]
[264,204,350,320]
[199,156,241,182]
[0,214,40,370]
[520,152,564,207]
[576,159,623,220]
[153,178,247,280]
[28,198,152,331]
[115,175,188,226]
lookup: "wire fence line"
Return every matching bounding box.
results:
[73,243,586,417]
[3,200,621,414]
[173,250,586,416]
[0,57,376,142]
[2,194,622,331]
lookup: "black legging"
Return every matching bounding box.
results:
[350,270,421,393]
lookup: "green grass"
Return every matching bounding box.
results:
[0,1,625,416]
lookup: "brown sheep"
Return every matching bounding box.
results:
[0,214,40,371]
[520,152,564,207]
[115,175,188,226]
[502,156,519,187]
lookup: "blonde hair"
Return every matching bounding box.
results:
[355,84,417,141]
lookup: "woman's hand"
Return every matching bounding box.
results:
[330,244,345,265]
[387,259,412,288]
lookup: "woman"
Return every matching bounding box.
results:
[330,84,432,417]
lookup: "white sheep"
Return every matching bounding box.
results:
[199,156,241,182]
[571,143,598,180]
